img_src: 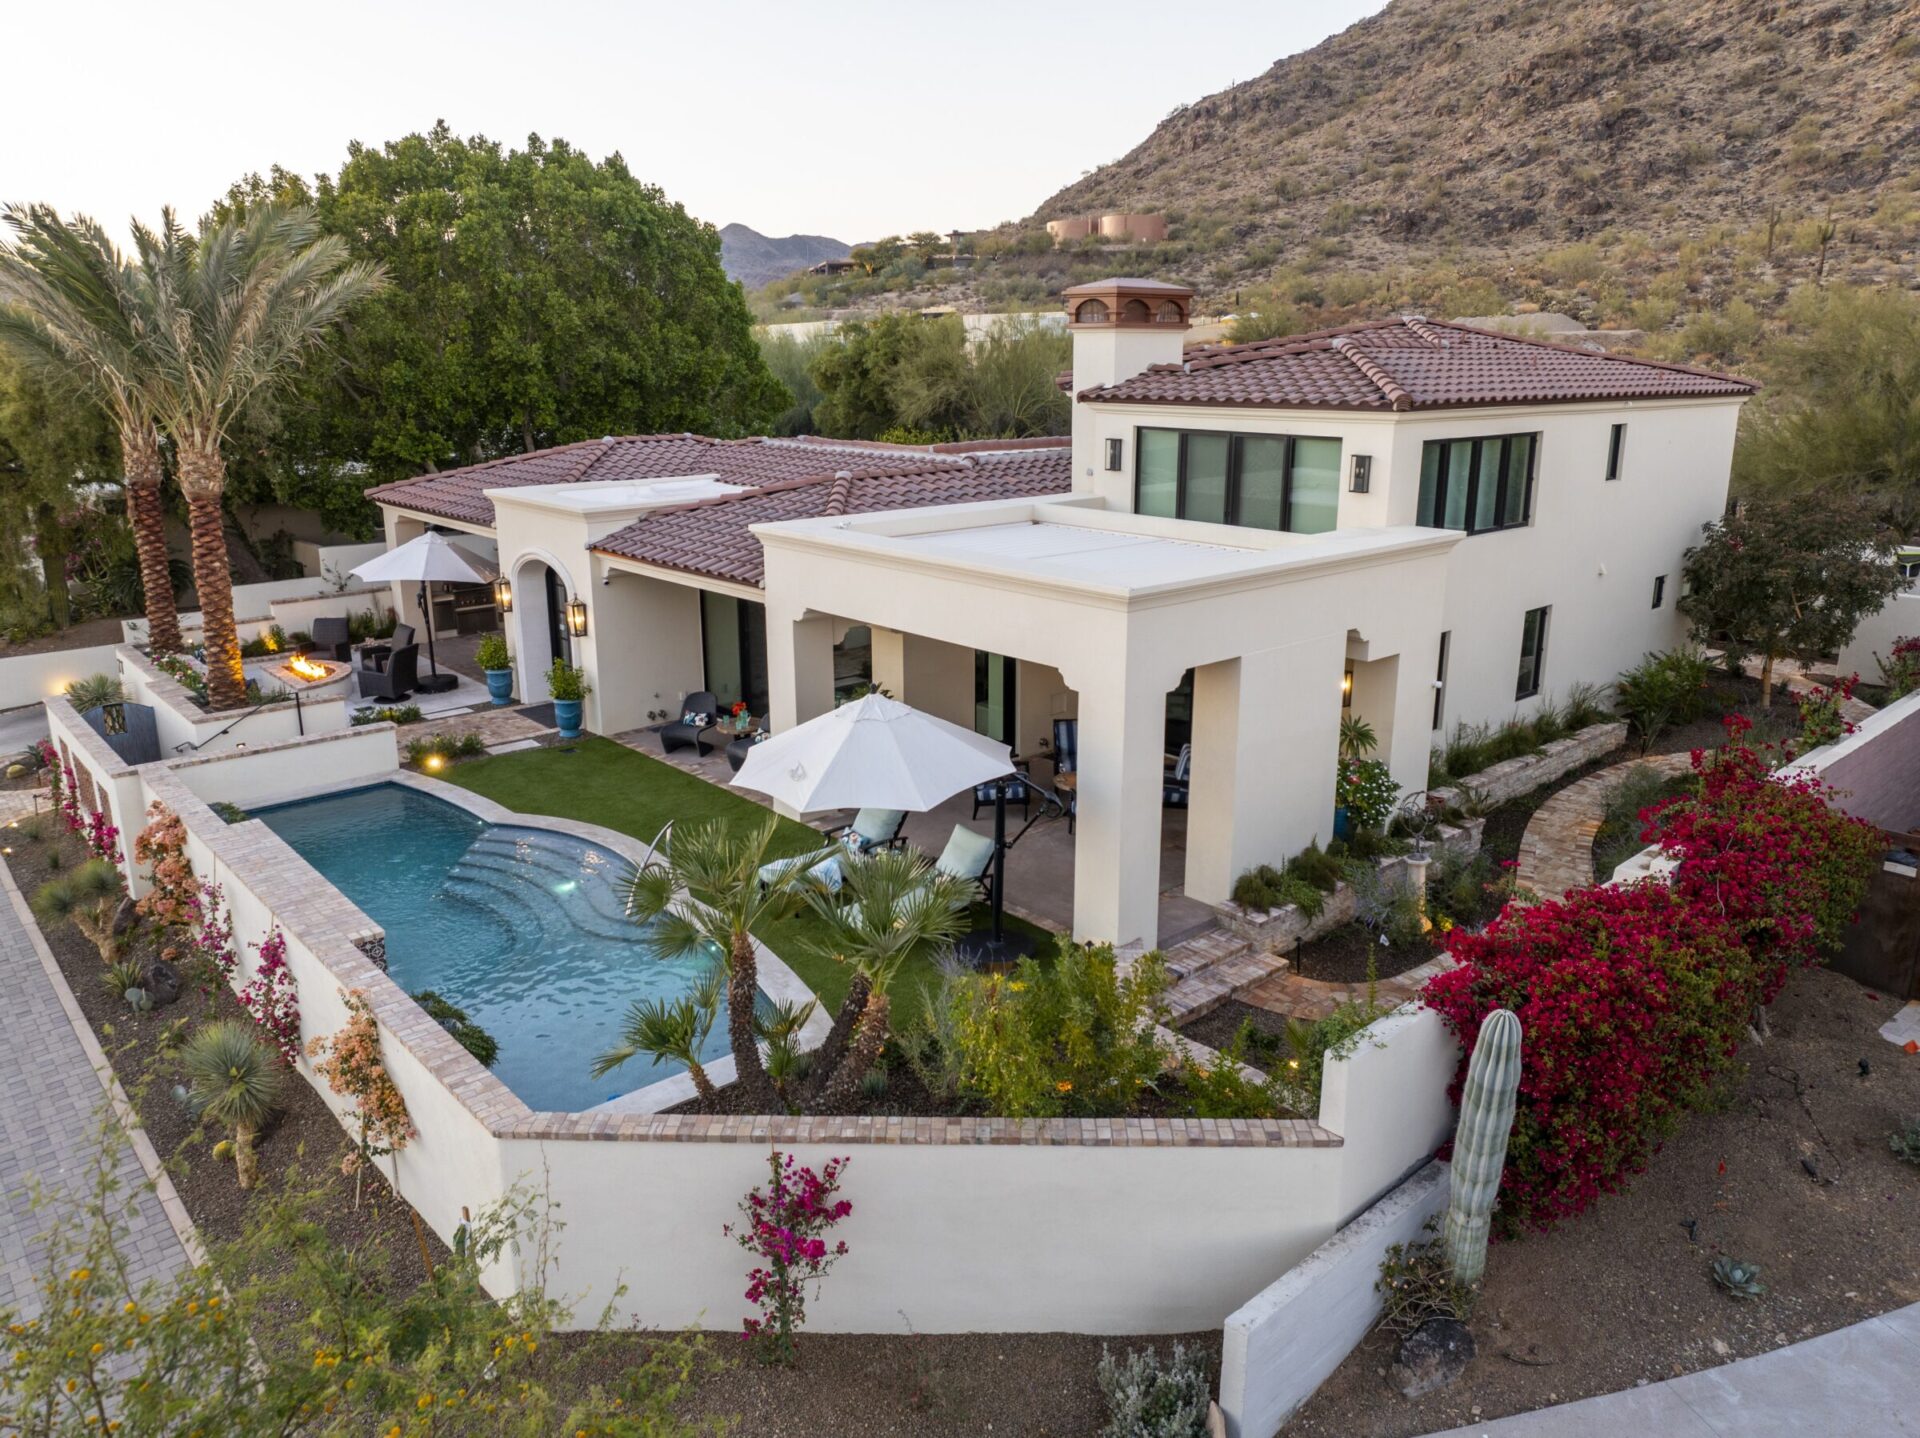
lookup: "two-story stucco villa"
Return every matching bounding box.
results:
[367,280,1755,948]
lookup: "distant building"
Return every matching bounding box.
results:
[1047,212,1168,247]
[806,258,860,276]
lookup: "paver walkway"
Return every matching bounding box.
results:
[0,863,197,1315]
[1421,1301,1920,1436]
[1513,751,1694,903]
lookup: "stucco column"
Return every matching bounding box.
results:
[870,626,907,703]
[382,511,429,633]
[1069,663,1173,950]
[767,604,836,735]
[1186,635,1346,906]
[1383,646,1440,804]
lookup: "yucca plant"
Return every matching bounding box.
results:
[31,859,125,963]
[178,1020,285,1189]
[63,674,125,712]
[799,847,973,1113]
[1710,1255,1767,1299]
[101,956,146,1002]
[592,965,726,1104]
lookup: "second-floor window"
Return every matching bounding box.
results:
[1417,433,1538,535]
[1135,428,1342,534]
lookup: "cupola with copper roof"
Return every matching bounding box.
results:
[1062,278,1194,396]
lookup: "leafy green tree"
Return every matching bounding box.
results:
[808,313,1068,441]
[1734,285,1920,530]
[756,328,830,436]
[0,354,117,629]
[1679,493,1906,707]
[808,312,956,439]
[227,125,786,487]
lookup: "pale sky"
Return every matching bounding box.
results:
[2,0,1385,244]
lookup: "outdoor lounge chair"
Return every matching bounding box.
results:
[660,691,719,755]
[356,643,418,701]
[357,623,415,671]
[921,824,997,909]
[756,808,909,894]
[1163,743,1192,809]
[310,616,352,663]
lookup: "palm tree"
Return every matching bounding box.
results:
[800,848,972,1114]
[135,205,382,710]
[0,205,182,651]
[178,1020,285,1189]
[592,965,726,1104]
[619,818,820,1109]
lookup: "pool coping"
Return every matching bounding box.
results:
[391,771,833,1114]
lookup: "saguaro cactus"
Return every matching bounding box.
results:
[1444,1007,1522,1287]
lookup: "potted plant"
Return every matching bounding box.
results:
[547,657,590,738]
[474,632,513,706]
[1334,715,1377,839]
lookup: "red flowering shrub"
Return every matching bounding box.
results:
[1425,721,1880,1230]
[1792,673,1860,751]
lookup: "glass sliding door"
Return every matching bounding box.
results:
[700,592,768,716]
[1183,433,1230,525]
[974,651,1016,746]
[1137,429,1180,518]
[1237,436,1288,532]
[1287,437,1341,534]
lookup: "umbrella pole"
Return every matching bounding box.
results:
[420,581,439,678]
[991,784,1008,945]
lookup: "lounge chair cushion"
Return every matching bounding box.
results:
[935,825,996,884]
[847,808,906,852]
[757,849,845,893]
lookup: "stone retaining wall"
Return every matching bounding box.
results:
[1428,719,1627,811]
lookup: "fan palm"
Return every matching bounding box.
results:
[178,1020,285,1189]
[0,205,181,651]
[134,205,383,709]
[591,964,726,1104]
[619,817,821,1109]
[800,847,973,1113]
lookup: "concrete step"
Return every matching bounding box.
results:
[1160,926,1250,980]
[1162,944,1288,1022]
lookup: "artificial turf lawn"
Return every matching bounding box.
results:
[443,735,1051,1020]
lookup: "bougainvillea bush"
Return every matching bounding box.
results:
[307,988,415,1207]
[132,803,194,928]
[724,1150,851,1365]
[1424,722,1880,1230]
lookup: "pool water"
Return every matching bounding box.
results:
[256,783,731,1112]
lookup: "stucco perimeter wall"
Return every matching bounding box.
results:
[55,721,1461,1335]
[1839,588,1920,679]
[117,646,348,757]
[0,643,128,711]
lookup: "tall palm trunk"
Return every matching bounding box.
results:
[816,989,891,1114]
[177,443,244,710]
[804,972,872,1111]
[121,425,180,653]
[728,930,776,1106]
[686,1059,719,1106]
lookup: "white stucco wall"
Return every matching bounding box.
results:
[0,644,128,711]
[1075,396,1742,741]
[1840,587,1920,680]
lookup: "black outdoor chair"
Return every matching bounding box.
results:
[1052,718,1079,833]
[1163,743,1192,809]
[310,616,351,663]
[356,644,418,702]
[358,623,415,672]
[659,691,720,756]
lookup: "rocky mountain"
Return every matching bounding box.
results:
[1034,0,1919,265]
[719,224,850,289]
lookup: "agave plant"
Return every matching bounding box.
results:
[177,1020,285,1189]
[101,957,146,1003]
[63,674,126,713]
[31,859,125,963]
[1710,1255,1767,1299]
[592,964,727,1104]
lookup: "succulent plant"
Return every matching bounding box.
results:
[1890,1120,1920,1167]
[1444,1007,1523,1287]
[1710,1255,1767,1299]
[124,987,152,1012]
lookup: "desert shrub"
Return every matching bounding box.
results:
[1793,673,1859,751]
[1377,1224,1475,1336]
[345,606,397,642]
[1877,636,1920,700]
[1275,1000,1384,1114]
[1350,865,1428,949]
[1094,1342,1211,1438]
[411,989,500,1067]
[1286,840,1347,894]
[404,732,486,766]
[1342,826,1407,863]
[1434,721,1494,783]
[943,941,1169,1118]
[209,801,249,825]
[1561,681,1612,729]
[1614,647,1713,741]
[352,703,423,727]
[1231,863,1286,910]
[1175,1025,1288,1119]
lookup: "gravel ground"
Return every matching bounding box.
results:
[1284,965,1920,1436]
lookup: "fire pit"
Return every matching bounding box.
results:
[264,654,352,696]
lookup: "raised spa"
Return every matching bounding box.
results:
[256,783,732,1112]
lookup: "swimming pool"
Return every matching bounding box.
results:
[256,783,731,1112]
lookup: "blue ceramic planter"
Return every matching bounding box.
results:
[484,669,514,706]
[554,697,584,739]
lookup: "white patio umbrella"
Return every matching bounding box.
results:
[350,532,494,693]
[733,694,1038,960]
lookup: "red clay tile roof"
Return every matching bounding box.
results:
[590,447,1072,588]
[1079,316,1758,412]
[362,433,1044,529]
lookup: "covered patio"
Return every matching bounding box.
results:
[752,497,1461,949]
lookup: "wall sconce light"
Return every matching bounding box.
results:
[493,577,513,612]
[565,597,589,638]
[1342,668,1354,708]
[1349,454,1372,493]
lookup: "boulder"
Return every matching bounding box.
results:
[111,896,139,936]
[141,959,183,1008]
[1390,1318,1476,1398]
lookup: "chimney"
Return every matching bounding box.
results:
[1063,278,1193,394]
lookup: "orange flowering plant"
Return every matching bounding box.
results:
[307,989,416,1207]
[132,803,194,929]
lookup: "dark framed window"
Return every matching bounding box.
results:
[1134,428,1342,534]
[1516,606,1551,700]
[1417,433,1538,535]
[1651,574,1666,609]
[1433,630,1450,731]
[700,592,769,715]
[1104,436,1123,472]
[1606,423,1627,481]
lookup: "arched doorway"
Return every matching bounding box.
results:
[510,554,575,703]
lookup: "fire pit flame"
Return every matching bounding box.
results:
[287,654,333,681]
